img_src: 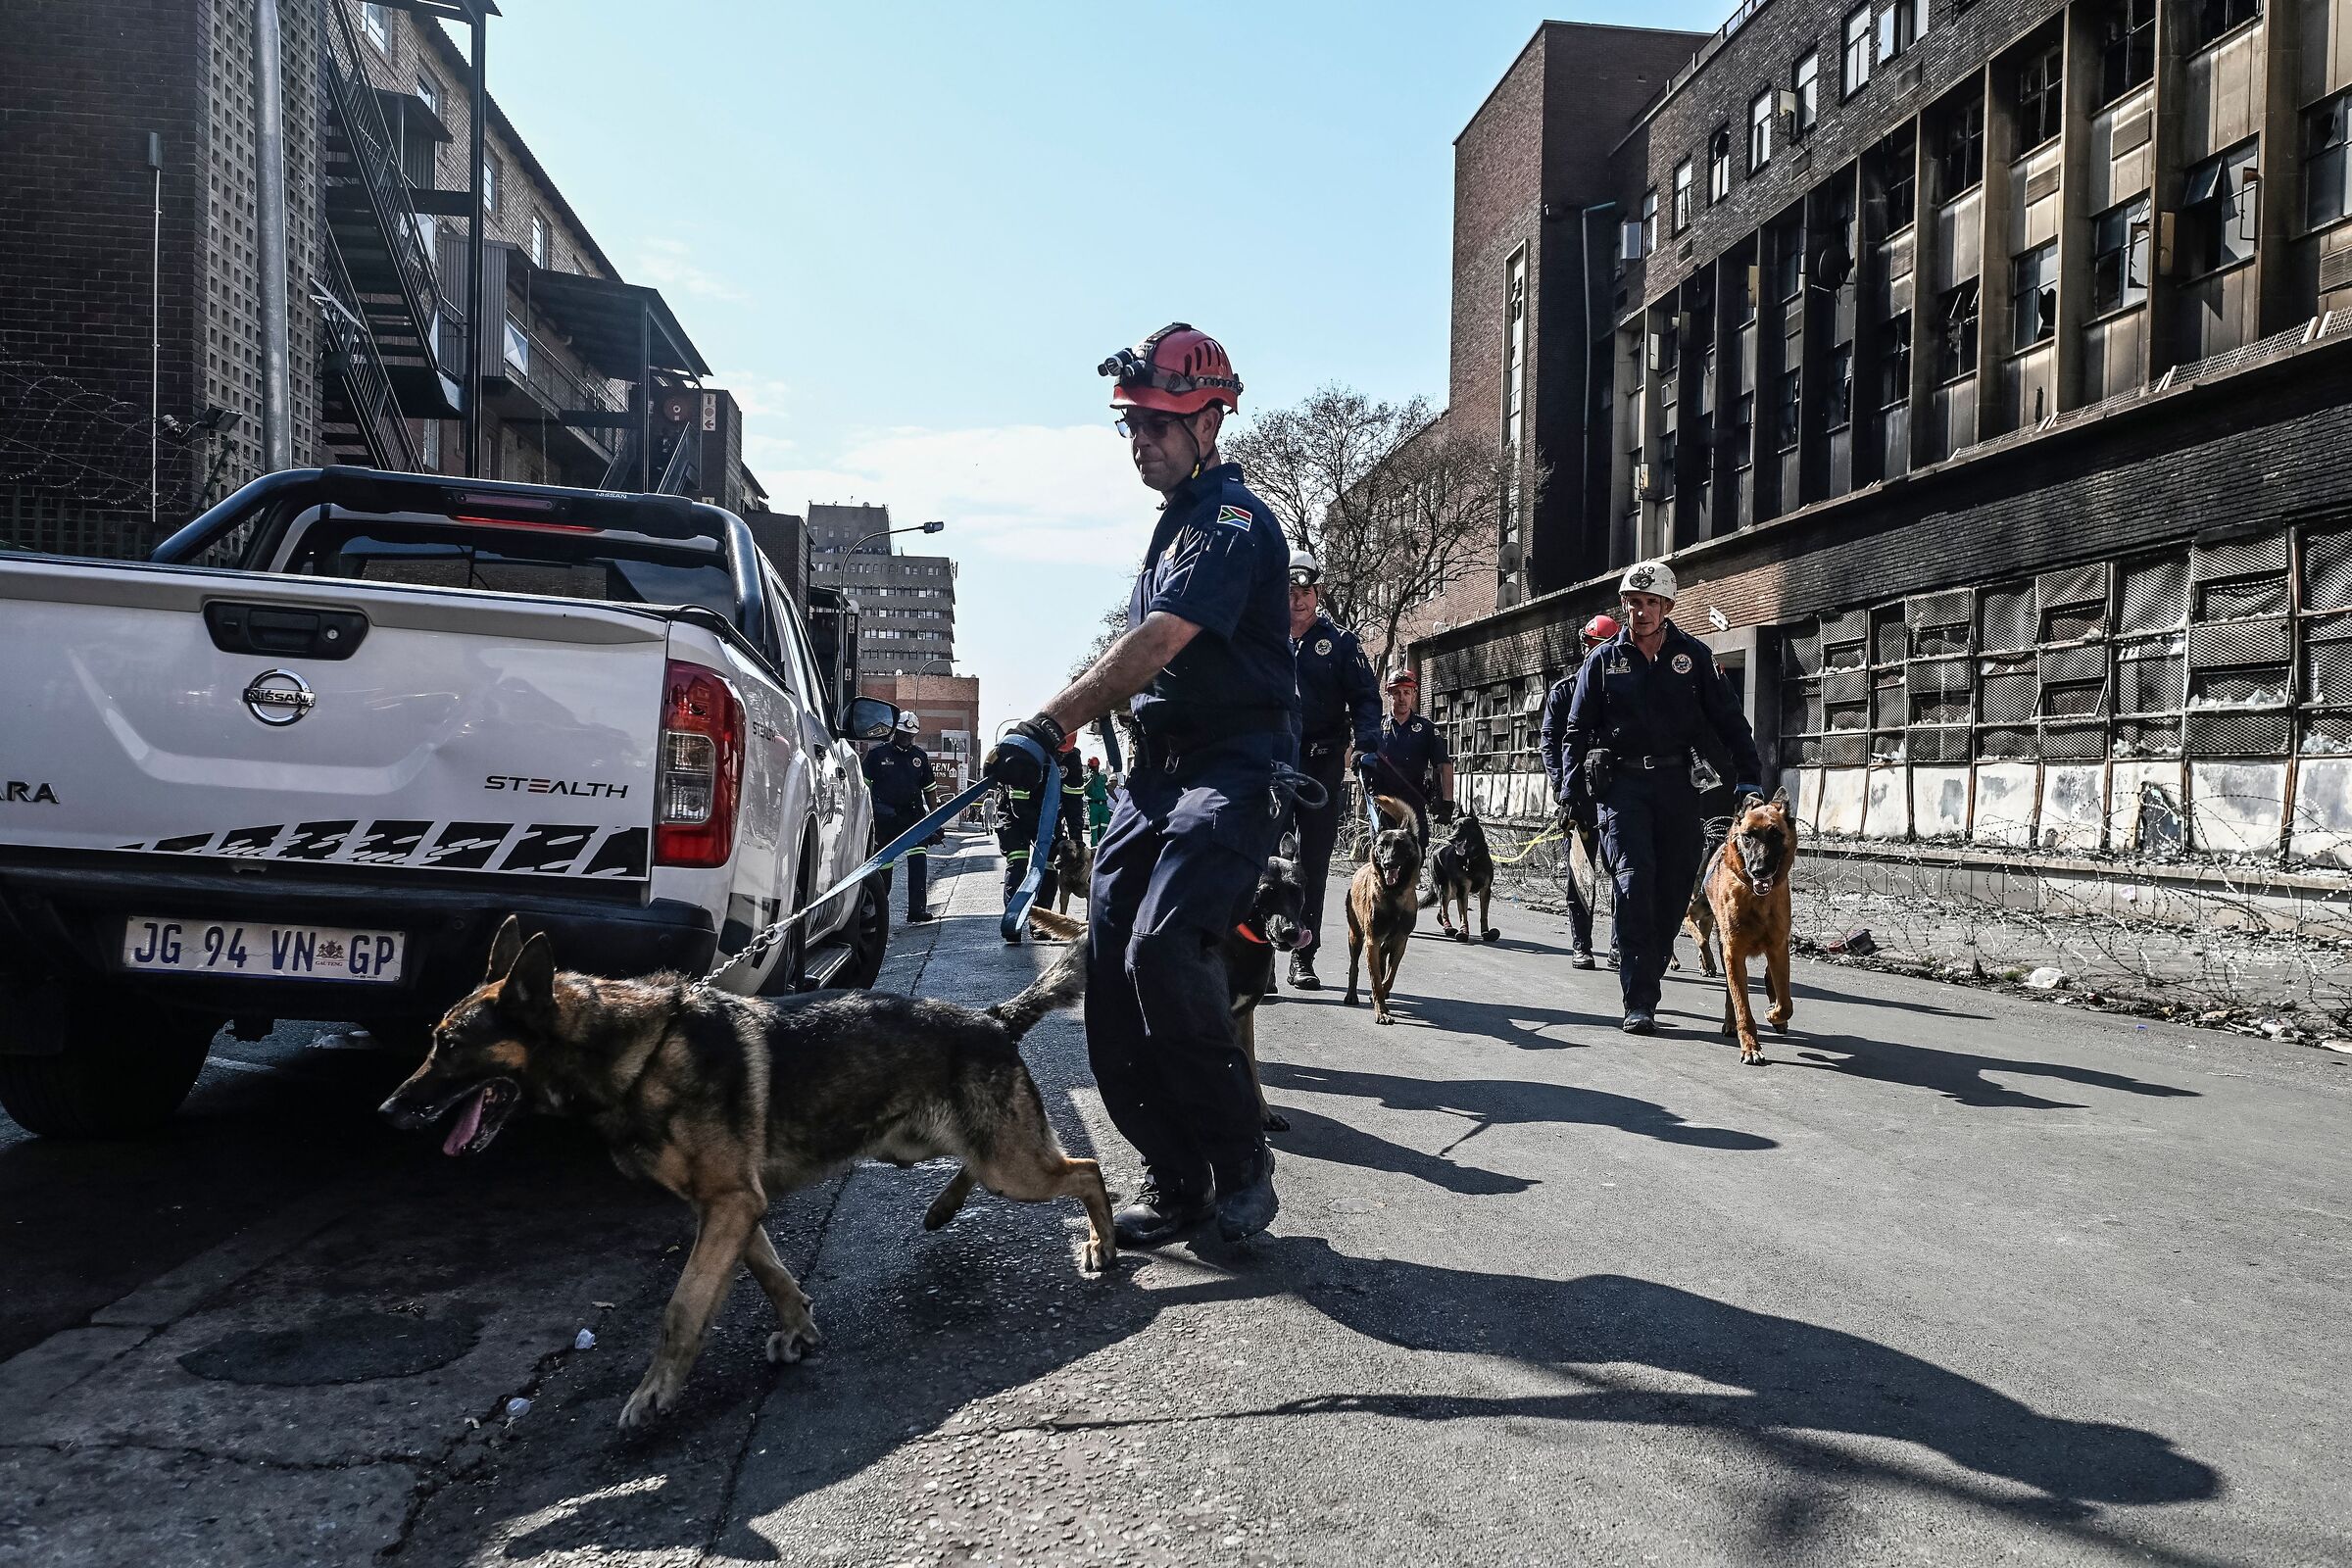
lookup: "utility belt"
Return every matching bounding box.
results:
[1619,749,1691,771]
[1134,704,1290,774]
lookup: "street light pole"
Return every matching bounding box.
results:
[848,518,947,554]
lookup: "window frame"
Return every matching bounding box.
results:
[2190,0,2261,50]
[2180,138,2261,277]
[1642,187,1659,256]
[2097,0,2156,105]
[482,154,501,216]
[2306,92,2352,233]
[416,74,440,117]
[1793,51,1821,134]
[1939,100,1985,199]
[2017,42,2065,152]
[1879,313,1914,408]
[2009,241,2059,350]
[362,2,391,51]
[1843,4,1874,97]
[1937,278,1982,382]
[1750,90,1775,172]
[1879,0,1927,58]
[528,212,550,269]
[1774,368,1803,451]
[1828,343,1856,429]
[1709,124,1734,203]
[2090,194,2152,314]
[1672,159,1694,233]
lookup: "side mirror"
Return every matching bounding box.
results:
[843,696,901,741]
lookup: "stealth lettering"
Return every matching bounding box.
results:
[484,775,629,799]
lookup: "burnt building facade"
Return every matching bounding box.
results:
[1415,2,2352,871]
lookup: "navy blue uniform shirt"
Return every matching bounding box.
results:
[1374,711,1449,799]
[1125,462,1298,748]
[861,739,935,811]
[1293,612,1382,753]
[1539,675,1577,803]
[1560,622,1763,801]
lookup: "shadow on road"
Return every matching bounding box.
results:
[1261,1060,1778,1158]
[1788,1031,2200,1109]
[1402,993,1609,1048]
[1267,1102,1540,1196]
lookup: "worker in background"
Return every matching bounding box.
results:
[1283,547,1381,990]
[1084,756,1112,846]
[862,710,938,923]
[986,321,1291,1247]
[1540,613,1619,968]
[995,722,1060,941]
[1371,667,1454,845]
[1561,562,1763,1034]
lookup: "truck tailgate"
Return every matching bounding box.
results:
[2,558,667,882]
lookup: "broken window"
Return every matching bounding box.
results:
[2098,0,2155,104]
[2011,243,2059,349]
[1937,278,1981,380]
[2091,196,2151,313]
[2016,43,2064,151]
[1938,99,1984,199]
[2305,93,2352,232]
[2180,140,2260,275]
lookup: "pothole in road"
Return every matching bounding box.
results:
[179,1309,482,1385]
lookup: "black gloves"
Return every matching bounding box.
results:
[1582,748,1616,803]
[1433,799,1458,824]
[987,713,1066,792]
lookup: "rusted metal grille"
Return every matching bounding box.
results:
[1825,732,1870,765]
[2038,722,2109,759]
[1980,659,2037,724]
[1907,591,1972,657]
[2038,644,2109,684]
[1873,669,1907,727]
[1977,725,2037,760]
[2119,554,2189,633]
[2193,530,2289,580]
[1908,726,1972,761]
[2197,575,2290,620]
[2115,718,2182,758]
[1872,605,1909,665]
[2036,564,2107,610]
[1980,584,2034,653]
[2187,617,2291,667]
[2190,668,2290,706]
[2185,710,2291,756]
[2303,529,2352,613]
[2040,682,2107,717]
[2115,642,2184,713]
[1823,668,1870,705]
[1827,699,1870,732]
[1822,609,1869,649]
[2043,606,2106,643]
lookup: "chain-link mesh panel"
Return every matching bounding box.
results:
[1872,605,1908,664]
[1782,734,1825,765]
[1825,732,1870,765]
[1907,593,1972,657]
[1980,584,2034,652]
[2304,529,2352,614]
[1873,669,1906,728]
[2043,606,2107,643]
[2187,617,2291,667]
[2197,575,2290,620]
[1827,700,1870,732]
[1822,608,1869,648]
[1823,668,1869,705]
[1782,619,1823,676]
[2193,530,2289,579]
[2302,712,2352,755]
[1908,725,1972,761]
[2038,722,2109,759]
[2190,667,2291,706]
[1910,693,1971,724]
[2116,644,2184,713]
[1977,724,2037,759]
[1984,667,2041,728]
[2306,611,2352,644]
[2038,644,2109,683]
[1786,678,1824,733]
[2306,643,2352,707]
[2115,718,2182,758]
[2119,554,2189,633]
[2036,563,2108,610]
[2185,709,2290,756]
[2040,682,2108,717]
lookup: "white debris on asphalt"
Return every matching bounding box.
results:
[574,1329,597,1351]
[2025,967,2069,990]
[505,1396,532,1419]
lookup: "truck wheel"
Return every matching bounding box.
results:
[843,879,890,990]
[757,840,818,998]
[0,1000,219,1139]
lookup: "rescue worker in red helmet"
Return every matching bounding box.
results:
[985,322,1291,1248]
[1368,666,1453,846]
[1540,613,1621,966]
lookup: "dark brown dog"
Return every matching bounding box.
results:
[1345,796,1423,1024]
[1689,788,1798,1064]
[378,910,1109,1430]
[1049,830,1093,913]
[1222,853,1308,1131]
[1421,811,1500,943]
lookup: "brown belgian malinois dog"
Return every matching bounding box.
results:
[1686,787,1799,1064]
[1345,796,1424,1025]
[378,910,1109,1429]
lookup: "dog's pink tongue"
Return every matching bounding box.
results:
[442,1087,488,1156]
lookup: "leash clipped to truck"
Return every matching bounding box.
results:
[691,734,1056,995]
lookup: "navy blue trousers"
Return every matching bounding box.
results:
[1282,744,1348,954]
[1595,773,1704,1015]
[1085,744,1279,1197]
[873,805,927,917]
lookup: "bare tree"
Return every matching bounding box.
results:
[1068,597,1129,680]
[1227,383,1525,674]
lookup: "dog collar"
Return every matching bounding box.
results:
[1234,921,1269,946]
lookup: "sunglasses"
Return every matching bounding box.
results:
[1113,411,1191,441]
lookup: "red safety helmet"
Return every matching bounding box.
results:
[1581,613,1620,645]
[1383,666,1419,692]
[1101,322,1243,416]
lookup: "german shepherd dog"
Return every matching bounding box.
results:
[1345,797,1424,1024]
[1049,829,1093,915]
[1221,852,1308,1132]
[378,912,1111,1430]
[1684,788,1799,1064]
[1421,811,1501,944]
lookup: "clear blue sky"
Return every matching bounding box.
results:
[478,1,1722,737]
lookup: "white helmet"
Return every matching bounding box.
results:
[895,710,922,734]
[1618,560,1678,603]
[1289,547,1320,587]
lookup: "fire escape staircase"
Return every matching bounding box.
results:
[316,239,418,469]
[320,0,463,448]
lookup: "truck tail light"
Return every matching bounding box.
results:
[654,660,742,868]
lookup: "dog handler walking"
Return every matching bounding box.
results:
[1562,562,1764,1033]
[1284,549,1381,991]
[1539,613,1618,967]
[863,710,938,923]
[987,322,1293,1247]
[1371,668,1455,846]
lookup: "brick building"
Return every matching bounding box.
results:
[1,0,769,558]
[808,502,960,677]
[858,671,981,790]
[1412,2,2352,872]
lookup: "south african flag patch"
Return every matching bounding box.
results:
[1214,505,1252,529]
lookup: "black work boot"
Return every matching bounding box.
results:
[1288,953,1321,990]
[1112,1183,1214,1249]
[1214,1146,1279,1242]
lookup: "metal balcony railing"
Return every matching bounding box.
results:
[657,413,699,494]
[317,237,418,470]
[322,0,454,394]
[498,316,625,464]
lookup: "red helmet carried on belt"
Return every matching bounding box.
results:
[1581,613,1620,645]
[1100,322,1243,416]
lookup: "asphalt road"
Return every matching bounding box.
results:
[2,830,2347,1566]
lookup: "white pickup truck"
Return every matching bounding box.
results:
[0,466,898,1138]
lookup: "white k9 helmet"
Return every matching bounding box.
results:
[1618,560,1679,603]
[895,710,923,734]
[1289,547,1321,587]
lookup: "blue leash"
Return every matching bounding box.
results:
[996,734,1059,942]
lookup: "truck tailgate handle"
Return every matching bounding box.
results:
[204,601,370,662]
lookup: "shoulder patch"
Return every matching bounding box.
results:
[1314,638,1333,656]
[1671,653,1694,674]
[1213,505,1252,529]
